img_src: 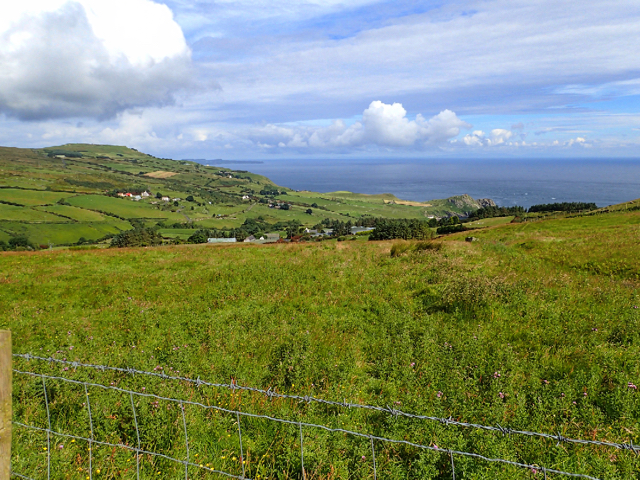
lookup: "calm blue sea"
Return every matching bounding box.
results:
[205,158,640,209]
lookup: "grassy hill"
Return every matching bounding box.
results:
[0,144,487,246]
[3,204,640,479]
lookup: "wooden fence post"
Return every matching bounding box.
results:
[0,330,11,479]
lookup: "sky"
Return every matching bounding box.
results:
[1,0,639,159]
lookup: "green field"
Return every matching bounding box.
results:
[38,205,107,222]
[4,209,640,479]
[0,188,74,206]
[66,195,186,222]
[0,204,66,222]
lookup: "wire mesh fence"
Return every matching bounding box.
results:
[10,353,639,479]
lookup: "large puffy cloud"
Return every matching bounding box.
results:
[248,101,470,150]
[0,0,192,120]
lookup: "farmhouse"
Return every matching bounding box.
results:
[162,196,170,202]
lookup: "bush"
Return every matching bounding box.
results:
[436,224,466,235]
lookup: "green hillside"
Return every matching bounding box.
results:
[3,208,640,479]
[0,144,489,246]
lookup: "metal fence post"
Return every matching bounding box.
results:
[0,331,11,480]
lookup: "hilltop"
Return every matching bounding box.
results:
[0,144,490,246]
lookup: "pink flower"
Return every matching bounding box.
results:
[498,392,505,399]
[361,456,366,461]
[437,391,443,398]
[410,362,415,367]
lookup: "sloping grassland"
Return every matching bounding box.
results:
[3,209,640,479]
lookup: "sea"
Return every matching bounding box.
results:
[201,158,640,209]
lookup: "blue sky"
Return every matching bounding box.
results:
[1,0,639,159]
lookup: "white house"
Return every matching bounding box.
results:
[141,191,150,198]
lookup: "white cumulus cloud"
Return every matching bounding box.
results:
[461,128,514,147]
[247,101,470,150]
[0,0,192,120]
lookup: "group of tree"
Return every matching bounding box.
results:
[471,205,526,219]
[260,187,287,196]
[110,227,163,248]
[368,219,436,241]
[0,236,37,251]
[528,202,598,213]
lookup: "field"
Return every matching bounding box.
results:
[0,204,66,222]
[3,209,640,479]
[0,188,74,206]
[66,195,186,222]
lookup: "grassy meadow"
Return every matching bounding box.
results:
[3,209,640,479]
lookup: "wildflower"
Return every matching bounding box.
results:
[361,456,366,461]
[542,379,549,384]
[592,328,598,332]
[584,392,588,397]
[498,392,505,399]
[628,383,638,390]
[58,444,64,449]
[410,362,415,367]
[493,372,501,379]
[437,391,443,398]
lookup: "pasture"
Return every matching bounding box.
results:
[4,209,640,479]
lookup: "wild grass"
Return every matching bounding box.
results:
[3,209,640,478]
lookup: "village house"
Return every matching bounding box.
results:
[162,196,170,202]
[141,191,150,198]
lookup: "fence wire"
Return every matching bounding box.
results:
[14,353,640,453]
[10,353,636,479]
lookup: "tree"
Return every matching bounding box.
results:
[305,209,313,215]
[311,203,319,208]
[156,192,162,199]
[186,195,195,202]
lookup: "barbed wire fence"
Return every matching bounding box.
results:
[10,354,639,479]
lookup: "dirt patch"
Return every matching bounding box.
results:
[144,171,179,179]
[384,200,431,207]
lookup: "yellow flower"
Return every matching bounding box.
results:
[96,469,101,474]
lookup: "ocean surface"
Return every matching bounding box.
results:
[204,158,640,209]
